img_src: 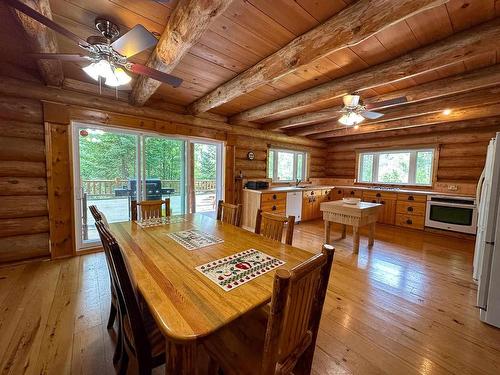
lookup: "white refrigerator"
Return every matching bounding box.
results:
[473,132,500,328]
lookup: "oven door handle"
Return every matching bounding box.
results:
[428,201,476,209]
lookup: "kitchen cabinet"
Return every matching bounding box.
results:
[302,189,321,221]
[362,191,397,225]
[395,193,426,230]
[343,189,363,199]
[330,188,344,200]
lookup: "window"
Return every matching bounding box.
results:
[357,148,435,186]
[268,149,307,182]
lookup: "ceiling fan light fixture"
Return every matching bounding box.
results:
[83,61,131,87]
[338,112,365,126]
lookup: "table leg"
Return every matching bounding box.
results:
[324,220,331,244]
[166,340,197,375]
[341,224,347,239]
[368,222,375,247]
[352,225,360,254]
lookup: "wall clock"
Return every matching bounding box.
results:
[247,151,255,160]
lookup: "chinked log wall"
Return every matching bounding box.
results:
[0,92,326,264]
[0,96,50,263]
[325,123,500,183]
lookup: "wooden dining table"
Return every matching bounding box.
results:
[109,213,315,374]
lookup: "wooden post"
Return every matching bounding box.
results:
[189,143,196,214]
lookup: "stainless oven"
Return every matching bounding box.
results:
[425,195,477,234]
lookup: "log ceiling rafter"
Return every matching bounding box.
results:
[312,102,500,140]
[186,0,448,115]
[9,0,64,86]
[130,0,233,106]
[288,85,500,137]
[263,63,500,132]
[231,17,500,123]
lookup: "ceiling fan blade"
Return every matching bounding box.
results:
[126,63,183,88]
[28,53,91,62]
[361,111,384,120]
[365,96,407,109]
[343,94,360,107]
[111,25,158,58]
[5,0,89,47]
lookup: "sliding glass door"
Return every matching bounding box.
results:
[143,136,186,215]
[73,124,223,250]
[192,141,222,215]
[73,125,140,248]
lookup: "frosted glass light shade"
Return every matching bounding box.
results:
[338,112,365,126]
[83,61,131,87]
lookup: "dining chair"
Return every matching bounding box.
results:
[95,221,166,375]
[203,244,335,375]
[131,198,171,221]
[89,205,116,330]
[255,209,295,245]
[216,200,242,226]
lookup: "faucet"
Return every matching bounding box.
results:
[295,178,302,187]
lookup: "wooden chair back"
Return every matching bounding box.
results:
[131,199,171,221]
[95,221,154,372]
[261,244,335,375]
[89,205,109,227]
[216,200,242,226]
[255,209,295,245]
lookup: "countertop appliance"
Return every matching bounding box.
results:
[473,132,500,328]
[245,181,269,190]
[286,191,302,223]
[425,195,477,234]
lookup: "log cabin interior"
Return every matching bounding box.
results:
[1,0,500,374]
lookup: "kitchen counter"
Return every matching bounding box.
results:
[244,185,474,197]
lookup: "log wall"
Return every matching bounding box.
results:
[0,95,50,263]
[231,135,326,180]
[324,123,500,184]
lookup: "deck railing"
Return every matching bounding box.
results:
[81,179,216,197]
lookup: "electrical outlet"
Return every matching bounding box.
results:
[447,184,458,191]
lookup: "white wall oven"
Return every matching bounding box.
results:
[425,195,477,234]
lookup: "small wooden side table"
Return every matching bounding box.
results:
[320,201,382,253]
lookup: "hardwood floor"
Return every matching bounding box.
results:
[1,220,499,374]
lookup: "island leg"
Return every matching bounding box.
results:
[324,220,331,244]
[341,224,347,239]
[368,222,376,247]
[352,225,360,254]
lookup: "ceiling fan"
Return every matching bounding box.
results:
[5,0,183,89]
[337,94,407,126]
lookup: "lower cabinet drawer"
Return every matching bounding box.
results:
[261,201,286,213]
[395,214,424,230]
[261,192,287,202]
[396,201,426,216]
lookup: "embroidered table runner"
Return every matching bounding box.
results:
[167,229,224,250]
[135,216,187,228]
[196,249,285,291]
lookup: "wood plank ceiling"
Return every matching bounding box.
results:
[0,0,499,142]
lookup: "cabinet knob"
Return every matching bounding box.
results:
[350,191,355,195]
[407,206,414,212]
[376,193,381,198]
[272,205,277,211]
[338,190,342,194]
[408,196,414,201]
[272,194,277,200]
[406,219,413,225]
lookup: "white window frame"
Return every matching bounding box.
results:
[357,147,435,186]
[268,148,308,183]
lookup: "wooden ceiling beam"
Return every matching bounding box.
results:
[232,17,500,122]
[9,0,64,86]
[311,102,500,140]
[288,85,500,136]
[0,76,324,148]
[330,116,500,144]
[263,63,500,131]
[130,0,233,106]
[187,0,447,114]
